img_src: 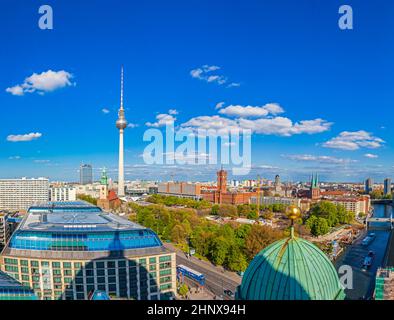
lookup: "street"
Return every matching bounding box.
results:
[163,243,242,299]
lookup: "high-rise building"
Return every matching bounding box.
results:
[80,164,93,185]
[384,178,392,195]
[49,186,77,202]
[0,202,176,300]
[116,67,127,197]
[365,178,373,193]
[0,178,49,211]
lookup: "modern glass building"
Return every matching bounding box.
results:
[80,164,93,185]
[0,270,37,300]
[0,202,176,300]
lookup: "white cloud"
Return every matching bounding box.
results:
[6,85,24,96]
[181,115,331,136]
[190,65,238,87]
[323,131,385,150]
[6,70,74,96]
[364,153,378,159]
[102,108,110,114]
[34,159,50,163]
[238,117,332,136]
[7,132,42,142]
[219,103,284,118]
[215,101,225,109]
[227,82,241,88]
[146,111,176,127]
[127,123,138,128]
[283,154,357,164]
[259,165,280,169]
[168,109,178,115]
[8,156,21,160]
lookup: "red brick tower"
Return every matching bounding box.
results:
[216,168,227,204]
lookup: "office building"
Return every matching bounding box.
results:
[250,196,301,208]
[0,178,49,211]
[80,164,93,185]
[384,178,392,195]
[365,178,373,193]
[0,201,176,300]
[158,182,202,200]
[49,186,77,202]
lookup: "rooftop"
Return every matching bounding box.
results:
[5,202,164,253]
[0,271,37,300]
[20,201,143,233]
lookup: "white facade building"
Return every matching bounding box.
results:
[0,178,49,211]
[49,186,77,202]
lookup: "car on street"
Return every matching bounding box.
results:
[224,289,234,298]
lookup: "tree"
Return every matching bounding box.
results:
[77,194,97,205]
[211,204,219,215]
[210,236,230,265]
[178,283,189,297]
[217,204,238,218]
[226,245,248,272]
[244,225,283,260]
[171,224,187,243]
[370,189,383,199]
[306,216,330,236]
[237,204,251,217]
[247,210,259,220]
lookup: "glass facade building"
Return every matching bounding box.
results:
[80,164,93,185]
[0,202,176,300]
[0,270,37,300]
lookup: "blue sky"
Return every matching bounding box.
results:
[1,0,393,182]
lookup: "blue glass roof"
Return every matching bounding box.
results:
[7,202,163,252]
[90,290,110,300]
[0,271,37,300]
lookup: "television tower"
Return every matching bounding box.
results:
[116,66,127,197]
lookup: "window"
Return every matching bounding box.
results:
[159,269,171,276]
[160,276,172,284]
[63,262,72,269]
[52,262,61,268]
[159,255,171,263]
[159,262,171,269]
[30,261,39,267]
[160,283,172,290]
[20,260,28,266]
[21,267,29,274]
[4,258,17,265]
[149,257,156,264]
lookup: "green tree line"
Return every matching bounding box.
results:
[130,203,283,272]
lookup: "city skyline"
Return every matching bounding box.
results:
[1,0,394,182]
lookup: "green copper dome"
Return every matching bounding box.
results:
[237,230,345,300]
